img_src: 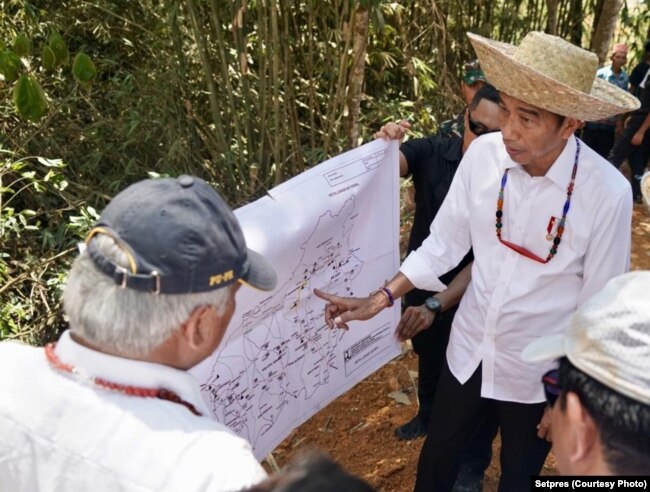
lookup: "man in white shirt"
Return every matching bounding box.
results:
[0,175,278,492]
[315,32,640,491]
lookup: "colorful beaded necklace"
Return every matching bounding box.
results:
[45,342,203,416]
[495,137,580,264]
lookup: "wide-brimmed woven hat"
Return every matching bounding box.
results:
[468,31,640,121]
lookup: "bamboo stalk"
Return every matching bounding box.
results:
[232,0,257,174]
[271,0,283,185]
[256,0,269,183]
[185,0,229,158]
[209,0,245,174]
[324,0,353,155]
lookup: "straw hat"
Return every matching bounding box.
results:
[468,31,640,121]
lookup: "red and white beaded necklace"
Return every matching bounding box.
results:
[45,342,203,416]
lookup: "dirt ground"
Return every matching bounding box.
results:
[267,195,650,491]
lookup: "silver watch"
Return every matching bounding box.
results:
[424,296,442,314]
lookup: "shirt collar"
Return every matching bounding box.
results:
[55,330,210,415]
[502,136,578,189]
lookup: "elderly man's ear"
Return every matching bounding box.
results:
[162,304,231,369]
[182,306,216,349]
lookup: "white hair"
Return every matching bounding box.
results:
[63,234,230,357]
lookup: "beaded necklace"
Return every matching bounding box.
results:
[495,137,580,264]
[45,342,203,416]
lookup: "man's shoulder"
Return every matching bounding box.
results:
[596,65,612,78]
[465,132,506,162]
[401,134,462,166]
[403,133,455,150]
[579,142,631,198]
[0,341,41,371]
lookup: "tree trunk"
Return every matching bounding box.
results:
[568,0,583,45]
[590,0,623,65]
[545,0,559,35]
[346,4,370,149]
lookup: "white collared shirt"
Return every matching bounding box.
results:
[0,331,266,491]
[400,133,632,403]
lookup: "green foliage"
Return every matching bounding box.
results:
[0,0,647,345]
[0,29,94,122]
[41,45,55,70]
[13,74,48,120]
[47,32,69,66]
[0,50,20,82]
[12,33,30,57]
[0,152,90,344]
[72,52,96,84]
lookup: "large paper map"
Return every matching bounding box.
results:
[190,139,402,459]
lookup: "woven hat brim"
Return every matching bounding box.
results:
[468,32,640,121]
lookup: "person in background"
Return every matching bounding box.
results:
[629,40,650,97]
[438,60,488,139]
[581,43,629,159]
[608,56,650,203]
[379,84,501,491]
[523,271,650,476]
[0,175,278,491]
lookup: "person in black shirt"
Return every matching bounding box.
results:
[609,64,650,203]
[629,40,650,98]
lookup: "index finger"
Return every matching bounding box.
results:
[313,288,340,303]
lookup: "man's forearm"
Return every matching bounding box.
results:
[638,112,650,135]
[434,262,472,312]
[382,272,416,302]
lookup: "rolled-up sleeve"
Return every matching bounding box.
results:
[400,142,474,291]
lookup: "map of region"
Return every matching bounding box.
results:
[190,139,402,459]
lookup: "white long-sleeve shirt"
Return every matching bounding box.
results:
[0,331,267,491]
[400,133,632,403]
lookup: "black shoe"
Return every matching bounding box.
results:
[634,194,643,204]
[394,414,428,440]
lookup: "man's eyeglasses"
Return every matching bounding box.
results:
[468,112,499,137]
[542,369,561,407]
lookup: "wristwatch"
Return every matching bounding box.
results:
[424,296,442,314]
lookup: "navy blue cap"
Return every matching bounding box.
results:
[85,175,277,294]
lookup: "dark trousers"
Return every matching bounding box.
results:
[581,125,615,159]
[414,360,551,492]
[411,308,453,420]
[412,311,497,480]
[609,113,650,199]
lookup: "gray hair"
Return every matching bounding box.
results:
[63,234,230,357]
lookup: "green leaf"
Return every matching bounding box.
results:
[42,45,55,70]
[72,53,96,83]
[48,33,69,66]
[13,34,31,57]
[0,51,21,82]
[13,75,48,121]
